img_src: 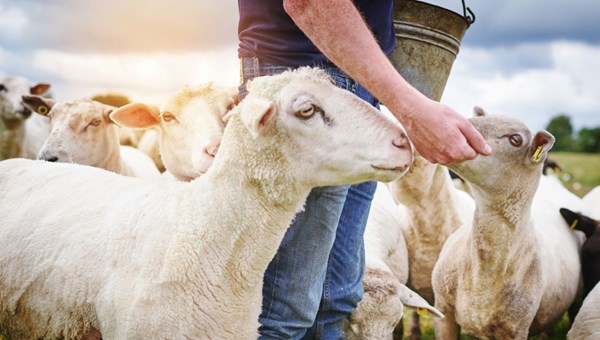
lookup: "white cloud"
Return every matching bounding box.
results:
[29,46,240,103]
[441,41,600,132]
[0,3,27,37]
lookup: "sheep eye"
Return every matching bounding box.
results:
[161,112,176,122]
[296,104,316,118]
[226,102,235,111]
[90,118,102,127]
[509,134,523,146]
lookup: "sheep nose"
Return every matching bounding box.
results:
[204,137,221,157]
[44,156,58,162]
[392,133,410,150]
[204,145,219,157]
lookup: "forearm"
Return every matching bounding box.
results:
[283,0,424,125]
[284,0,491,164]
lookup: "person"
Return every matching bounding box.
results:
[237,0,492,338]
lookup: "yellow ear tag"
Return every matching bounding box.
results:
[570,219,579,230]
[532,146,543,163]
[38,105,48,115]
[416,308,428,316]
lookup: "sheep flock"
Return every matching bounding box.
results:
[1,71,598,339]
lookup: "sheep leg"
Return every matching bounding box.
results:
[433,309,459,340]
[408,311,421,340]
[393,316,404,340]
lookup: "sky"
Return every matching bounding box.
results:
[1,0,599,132]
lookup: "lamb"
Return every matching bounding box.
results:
[432,110,581,339]
[21,96,160,179]
[109,84,238,181]
[567,281,600,339]
[0,76,51,160]
[0,67,413,339]
[559,209,600,299]
[345,182,443,340]
[347,150,473,339]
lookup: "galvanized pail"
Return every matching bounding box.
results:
[390,0,474,101]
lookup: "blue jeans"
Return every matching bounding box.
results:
[239,57,378,339]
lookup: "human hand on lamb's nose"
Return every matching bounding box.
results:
[400,98,491,166]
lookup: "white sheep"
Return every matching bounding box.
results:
[21,96,160,179]
[567,277,600,339]
[0,67,413,339]
[582,186,600,219]
[109,84,238,181]
[345,182,444,340]
[432,111,581,339]
[349,152,474,339]
[0,76,51,160]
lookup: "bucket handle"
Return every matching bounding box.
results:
[462,0,476,26]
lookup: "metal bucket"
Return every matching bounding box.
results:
[389,0,474,101]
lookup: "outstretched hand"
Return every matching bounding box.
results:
[401,98,492,165]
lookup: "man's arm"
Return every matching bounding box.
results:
[283,0,491,164]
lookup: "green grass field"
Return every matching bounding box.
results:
[549,152,600,197]
[399,152,599,340]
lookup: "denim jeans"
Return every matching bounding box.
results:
[239,57,378,340]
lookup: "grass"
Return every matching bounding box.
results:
[398,152,599,339]
[549,151,600,197]
[400,309,571,340]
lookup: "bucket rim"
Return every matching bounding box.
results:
[400,0,473,27]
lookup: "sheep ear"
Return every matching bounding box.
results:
[473,106,486,117]
[559,208,596,236]
[30,82,51,95]
[21,95,55,116]
[109,102,160,129]
[398,284,445,319]
[239,96,275,139]
[528,130,555,164]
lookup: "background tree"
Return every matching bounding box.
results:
[546,114,575,151]
[576,127,600,153]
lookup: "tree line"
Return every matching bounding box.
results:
[546,114,600,153]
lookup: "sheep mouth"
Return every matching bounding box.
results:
[371,164,407,172]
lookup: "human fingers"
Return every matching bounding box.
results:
[460,121,492,156]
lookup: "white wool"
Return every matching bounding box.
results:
[582,186,600,219]
[348,152,474,339]
[0,67,413,339]
[567,283,600,339]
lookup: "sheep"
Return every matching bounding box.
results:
[109,84,238,181]
[135,128,165,172]
[387,153,475,303]
[567,281,600,339]
[21,95,160,179]
[582,186,600,218]
[0,67,413,339]
[0,76,51,160]
[353,152,474,339]
[431,110,581,339]
[559,208,600,299]
[345,181,444,339]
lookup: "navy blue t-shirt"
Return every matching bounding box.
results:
[238,0,395,67]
